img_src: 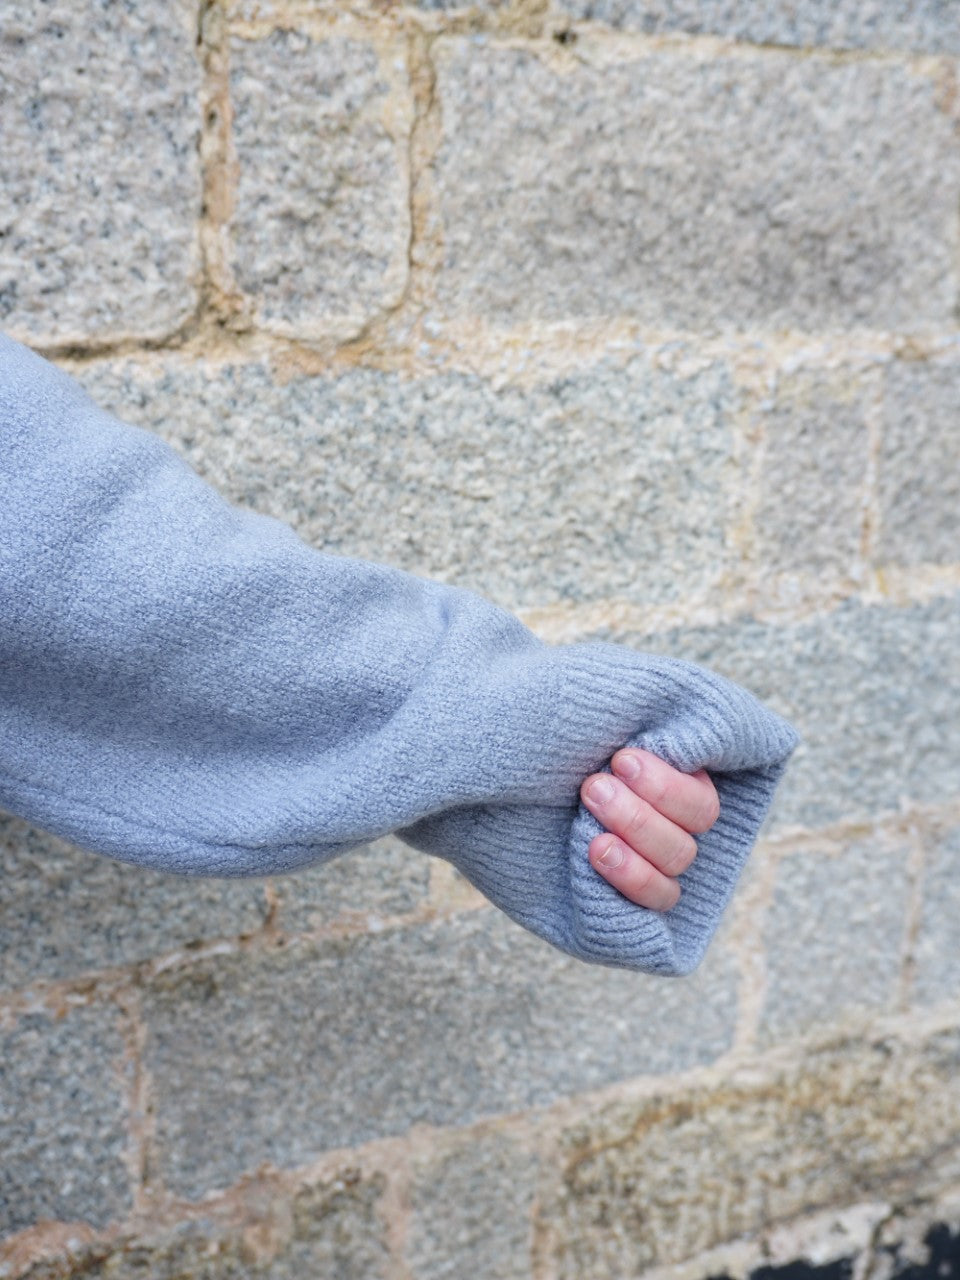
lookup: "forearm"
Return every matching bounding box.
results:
[0,331,799,972]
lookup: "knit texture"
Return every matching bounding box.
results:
[0,331,799,975]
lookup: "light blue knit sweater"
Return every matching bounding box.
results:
[0,331,799,975]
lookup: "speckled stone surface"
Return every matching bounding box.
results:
[0,0,201,345]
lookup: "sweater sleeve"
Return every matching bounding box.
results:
[0,331,799,976]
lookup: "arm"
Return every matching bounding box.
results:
[0,331,799,975]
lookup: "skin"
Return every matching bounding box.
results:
[580,747,721,912]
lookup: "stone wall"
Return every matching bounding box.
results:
[2,0,959,1276]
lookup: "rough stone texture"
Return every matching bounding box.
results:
[878,358,960,568]
[552,0,960,53]
[873,1192,960,1280]
[913,820,960,1008]
[0,811,269,992]
[0,1006,131,1238]
[406,1129,539,1279]
[758,832,910,1045]
[73,350,737,611]
[270,834,431,935]
[0,1171,390,1279]
[228,31,410,340]
[0,0,201,346]
[753,366,874,582]
[597,592,960,832]
[545,1029,960,1278]
[142,908,738,1199]
[432,41,959,332]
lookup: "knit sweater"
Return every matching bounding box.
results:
[0,331,799,975]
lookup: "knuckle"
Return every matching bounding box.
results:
[662,880,682,911]
[695,793,721,833]
[626,800,652,841]
[683,788,719,834]
[631,857,655,892]
[661,834,697,877]
[647,770,671,809]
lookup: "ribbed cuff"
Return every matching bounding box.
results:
[401,645,800,975]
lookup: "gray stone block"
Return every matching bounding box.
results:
[914,820,960,1008]
[753,367,874,580]
[599,592,960,833]
[759,832,910,1046]
[3,1171,390,1278]
[406,1129,538,1280]
[142,908,738,1199]
[432,41,959,331]
[0,812,269,993]
[878,358,960,568]
[545,1029,960,1277]
[72,350,736,612]
[0,1005,131,1238]
[0,0,201,346]
[227,31,409,339]
[552,0,960,53]
[271,834,431,935]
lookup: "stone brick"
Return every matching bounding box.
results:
[72,349,736,612]
[406,1129,538,1279]
[598,592,960,832]
[878,358,960,569]
[142,908,738,1199]
[0,0,201,346]
[0,812,269,993]
[753,366,874,582]
[758,832,910,1045]
[271,835,431,935]
[0,1005,131,1238]
[544,1028,960,1277]
[3,1170,390,1278]
[552,0,960,53]
[432,41,959,331]
[227,31,410,339]
[913,819,960,1008]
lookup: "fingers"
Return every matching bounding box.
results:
[579,750,722,912]
[581,773,698,878]
[587,834,681,912]
[611,748,720,834]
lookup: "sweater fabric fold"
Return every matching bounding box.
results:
[0,331,800,975]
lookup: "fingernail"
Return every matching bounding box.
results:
[597,840,624,869]
[614,751,641,780]
[587,776,615,804]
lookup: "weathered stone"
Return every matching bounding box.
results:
[878,358,960,568]
[0,1006,131,1238]
[2,1170,390,1278]
[419,0,509,8]
[545,1029,960,1277]
[432,41,959,331]
[873,1190,960,1280]
[271,835,431,935]
[227,31,410,339]
[596,592,960,832]
[142,908,738,1199]
[72,349,736,611]
[759,832,910,1045]
[753,366,874,582]
[406,1128,538,1279]
[0,812,269,992]
[0,0,201,346]
[913,820,960,1008]
[552,0,960,53]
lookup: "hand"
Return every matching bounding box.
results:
[580,747,720,912]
